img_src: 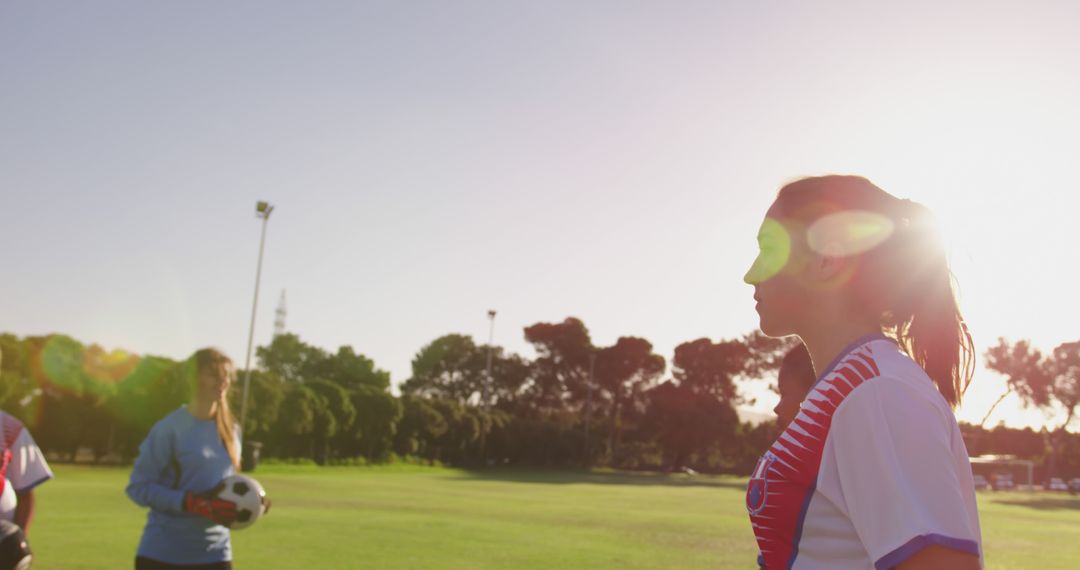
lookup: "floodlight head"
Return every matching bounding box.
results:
[256,201,274,218]
[488,310,497,318]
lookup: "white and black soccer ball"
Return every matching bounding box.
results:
[219,474,268,530]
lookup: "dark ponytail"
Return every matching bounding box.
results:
[774,176,975,408]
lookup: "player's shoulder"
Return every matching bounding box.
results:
[152,406,195,433]
[0,411,29,452]
[0,410,25,433]
[836,340,953,421]
[0,410,21,425]
[869,342,949,399]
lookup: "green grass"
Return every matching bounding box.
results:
[28,464,1080,569]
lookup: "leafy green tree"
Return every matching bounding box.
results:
[593,337,665,464]
[488,350,532,409]
[253,335,388,461]
[404,334,531,411]
[0,335,40,422]
[728,419,783,475]
[523,318,594,413]
[493,413,582,467]
[306,380,355,463]
[672,338,750,401]
[984,338,1080,478]
[983,338,1050,426]
[27,335,120,460]
[1047,341,1080,430]
[394,396,447,459]
[350,385,403,461]
[740,331,798,379]
[275,384,321,458]
[673,333,796,406]
[318,346,391,392]
[230,369,285,443]
[1043,341,1080,478]
[644,381,738,471]
[428,399,481,464]
[109,355,186,460]
[256,333,326,383]
[402,334,486,404]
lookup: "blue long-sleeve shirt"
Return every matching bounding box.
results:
[126,406,239,565]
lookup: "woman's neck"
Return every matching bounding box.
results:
[799,319,884,379]
[189,395,218,421]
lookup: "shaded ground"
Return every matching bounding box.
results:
[455,467,748,490]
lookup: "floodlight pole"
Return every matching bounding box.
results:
[584,352,595,466]
[484,309,497,405]
[479,310,496,466]
[240,201,274,434]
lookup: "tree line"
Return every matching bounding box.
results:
[0,322,1077,477]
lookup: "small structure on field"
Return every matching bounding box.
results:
[970,454,1034,489]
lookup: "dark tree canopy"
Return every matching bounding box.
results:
[6,323,1074,477]
[402,334,486,404]
[523,317,594,412]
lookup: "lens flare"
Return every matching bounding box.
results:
[38,335,86,395]
[108,356,185,427]
[806,211,895,257]
[30,336,184,430]
[83,346,139,386]
[745,217,791,284]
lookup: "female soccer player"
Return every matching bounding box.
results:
[773,343,816,431]
[743,176,982,569]
[127,348,242,570]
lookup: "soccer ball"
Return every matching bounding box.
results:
[218,474,268,530]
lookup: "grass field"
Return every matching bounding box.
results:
[27,464,1080,569]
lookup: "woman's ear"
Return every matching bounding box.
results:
[808,243,855,288]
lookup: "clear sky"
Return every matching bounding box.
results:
[3,1,1079,430]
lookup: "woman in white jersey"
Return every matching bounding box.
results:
[743,175,982,569]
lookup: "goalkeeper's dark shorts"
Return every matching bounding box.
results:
[135,556,232,570]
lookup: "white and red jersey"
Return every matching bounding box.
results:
[746,335,982,569]
[0,411,53,522]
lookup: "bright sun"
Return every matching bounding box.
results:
[873,169,1075,430]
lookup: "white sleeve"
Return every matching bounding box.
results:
[8,428,53,493]
[827,377,980,568]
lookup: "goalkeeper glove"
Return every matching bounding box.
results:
[184,483,238,526]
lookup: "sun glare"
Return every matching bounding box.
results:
[884,171,1077,430]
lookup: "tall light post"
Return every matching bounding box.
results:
[480,309,496,466]
[584,351,596,466]
[240,201,274,435]
[484,309,497,404]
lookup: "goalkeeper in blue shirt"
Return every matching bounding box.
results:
[126,348,242,570]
